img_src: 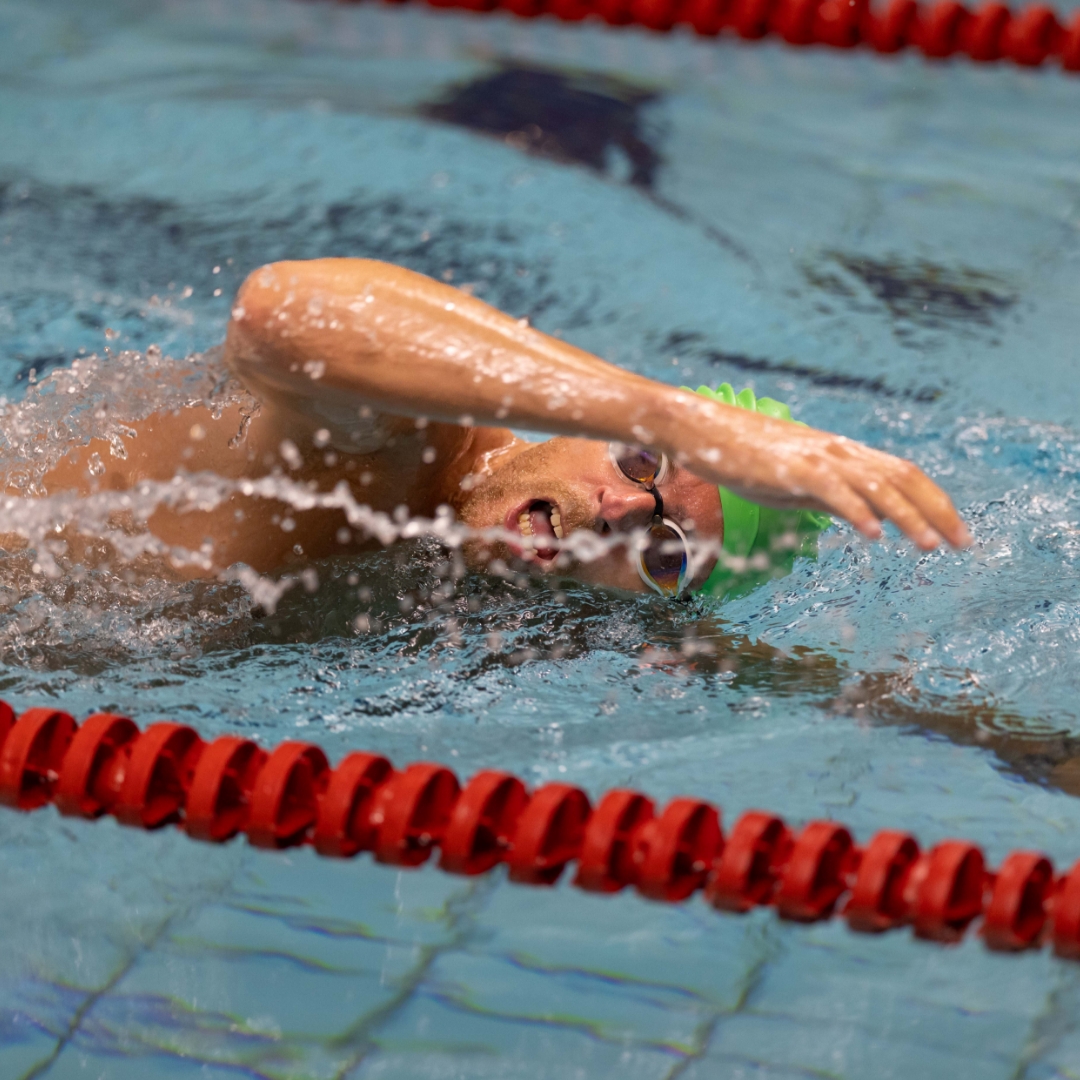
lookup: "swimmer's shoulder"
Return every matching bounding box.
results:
[39,400,261,495]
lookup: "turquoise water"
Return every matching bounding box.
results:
[4,0,1080,1076]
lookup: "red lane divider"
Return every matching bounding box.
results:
[323,0,1080,72]
[1,701,1079,957]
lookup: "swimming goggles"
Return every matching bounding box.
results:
[608,443,692,598]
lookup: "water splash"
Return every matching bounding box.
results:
[0,345,256,494]
[0,348,758,679]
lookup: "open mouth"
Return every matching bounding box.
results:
[506,499,565,563]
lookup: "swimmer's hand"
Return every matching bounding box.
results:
[226,258,970,552]
[670,395,971,551]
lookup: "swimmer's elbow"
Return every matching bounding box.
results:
[228,258,400,341]
[226,258,402,386]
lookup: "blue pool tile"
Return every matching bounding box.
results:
[74,940,402,1073]
[419,949,709,1052]
[231,849,482,948]
[355,990,681,1080]
[702,1008,1017,1080]
[40,1046,274,1079]
[172,899,418,977]
[0,1017,66,1080]
[471,877,772,1006]
[703,921,1058,1079]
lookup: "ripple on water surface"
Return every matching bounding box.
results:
[4,2,1080,1075]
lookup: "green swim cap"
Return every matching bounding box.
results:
[684,383,831,601]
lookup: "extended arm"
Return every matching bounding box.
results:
[225,258,970,550]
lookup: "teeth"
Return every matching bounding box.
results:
[518,512,532,537]
[551,509,564,540]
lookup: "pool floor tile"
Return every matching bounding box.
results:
[472,880,774,1007]
[420,949,710,1052]
[703,1008,1018,1080]
[98,948,402,1046]
[0,1018,68,1080]
[38,1044,278,1079]
[170,900,409,977]
[742,921,1057,1070]
[353,989,683,1080]
[232,851,483,947]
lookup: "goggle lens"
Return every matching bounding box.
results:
[642,522,689,595]
[609,443,691,597]
[611,444,664,486]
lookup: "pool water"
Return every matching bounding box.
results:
[4,0,1080,1076]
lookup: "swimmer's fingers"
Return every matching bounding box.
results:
[803,469,882,541]
[749,448,883,539]
[843,451,971,550]
[853,476,941,550]
[886,457,972,548]
[817,476,941,551]
[789,440,969,550]
[700,419,970,549]
[730,448,893,542]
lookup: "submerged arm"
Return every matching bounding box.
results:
[225,258,970,550]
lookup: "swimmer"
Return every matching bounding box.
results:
[23,258,971,593]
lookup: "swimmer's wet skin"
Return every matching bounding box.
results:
[23,258,971,589]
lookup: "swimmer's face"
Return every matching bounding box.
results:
[452,436,722,594]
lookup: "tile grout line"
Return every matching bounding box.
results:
[661,928,779,1080]
[16,883,230,1080]
[330,874,499,1080]
[1008,962,1080,1080]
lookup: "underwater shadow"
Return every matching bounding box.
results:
[419,62,758,270]
[672,615,1080,800]
[421,64,662,189]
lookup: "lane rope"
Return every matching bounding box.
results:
[2,700,1077,956]
[324,0,1080,72]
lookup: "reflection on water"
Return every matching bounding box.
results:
[2,344,1080,803]
[5,1,1080,1076]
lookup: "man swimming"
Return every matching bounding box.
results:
[29,258,971,593]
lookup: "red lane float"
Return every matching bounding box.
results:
[576,789,656,892]
[635,797,722,902]
[314,750,393,857]
[3,700,1080,959]
[320,0,1080,73]
[115,722,204,830]
[844,829,920,932]
[55,712,140,819]
[706,810,793,911]
[983,850,1054,950]
[0,708,77,811]
[774,820,856,922]
[441,769,527,874]
[187,736,268,843]
[370,762,460,866]
[247,741,330,849]
[506,782,590,884]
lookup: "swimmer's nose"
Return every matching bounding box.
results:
[597,485,659,533]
